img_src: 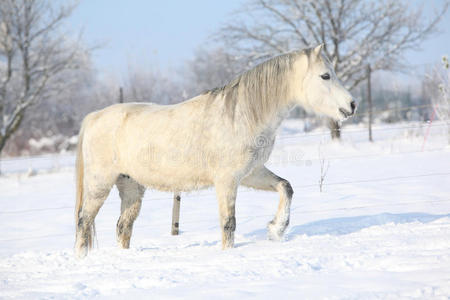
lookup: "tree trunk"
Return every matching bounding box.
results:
[0,111,25,157]
[328,118,341,139]
[0,137,6,155]
[367,64,373,142]
[0,135,6,175]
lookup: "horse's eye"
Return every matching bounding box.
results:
[321,73,331,80]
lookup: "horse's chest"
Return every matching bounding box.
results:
[249,138,275,165]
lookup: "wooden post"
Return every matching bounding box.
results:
[119,87,124,103]
[171,193,181,235]
[367,64,373,142]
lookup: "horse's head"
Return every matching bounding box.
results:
[294,44,356,121]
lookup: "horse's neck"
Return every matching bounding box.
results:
[249,101,295,140]
[268,104,295,134]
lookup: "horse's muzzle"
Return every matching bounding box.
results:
[350,101,356,114]
[339,101,356,118]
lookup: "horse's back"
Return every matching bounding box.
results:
[80,102,177,162]
[82,102,180,136]
[80,100,219,191]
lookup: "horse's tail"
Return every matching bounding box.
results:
[75,121,84,227]
[75,118,95,249]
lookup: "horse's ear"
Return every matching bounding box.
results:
[313,44,324,56]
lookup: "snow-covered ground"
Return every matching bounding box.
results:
[1,121,449,299]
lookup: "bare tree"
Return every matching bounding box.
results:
[0,0,86,155]
[183,47,243,98]
[432,56,449,122]
[218,0,449,138]
[123,64,184,105]
[424,55,450,143]
[2,55,95,156]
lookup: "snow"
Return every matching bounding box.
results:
[1,121,450,299]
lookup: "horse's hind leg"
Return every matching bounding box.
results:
[241,166,293,240]
[116,174,145,249]
[75,175,114,258]
[215,178,238,249]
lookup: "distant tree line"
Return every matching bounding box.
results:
[1,0,448,156]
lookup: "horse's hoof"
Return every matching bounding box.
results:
[221,244,234,250]
[221,237,235,249]
[75,247,88,259]
[267,221,285,241]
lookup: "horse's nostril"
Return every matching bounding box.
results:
[350,101,356,114]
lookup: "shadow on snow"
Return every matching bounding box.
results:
[245,212,450,241]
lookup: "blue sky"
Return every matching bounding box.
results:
[68,0,450,82]
[69,0,243,75]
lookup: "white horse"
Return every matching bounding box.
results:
[75,45,356,258]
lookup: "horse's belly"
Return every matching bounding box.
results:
[137,172,213,192]
[127,159,214,192]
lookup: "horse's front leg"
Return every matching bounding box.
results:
[241,166,293,240]
[215,178,238,249]
[116,175,145,249]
